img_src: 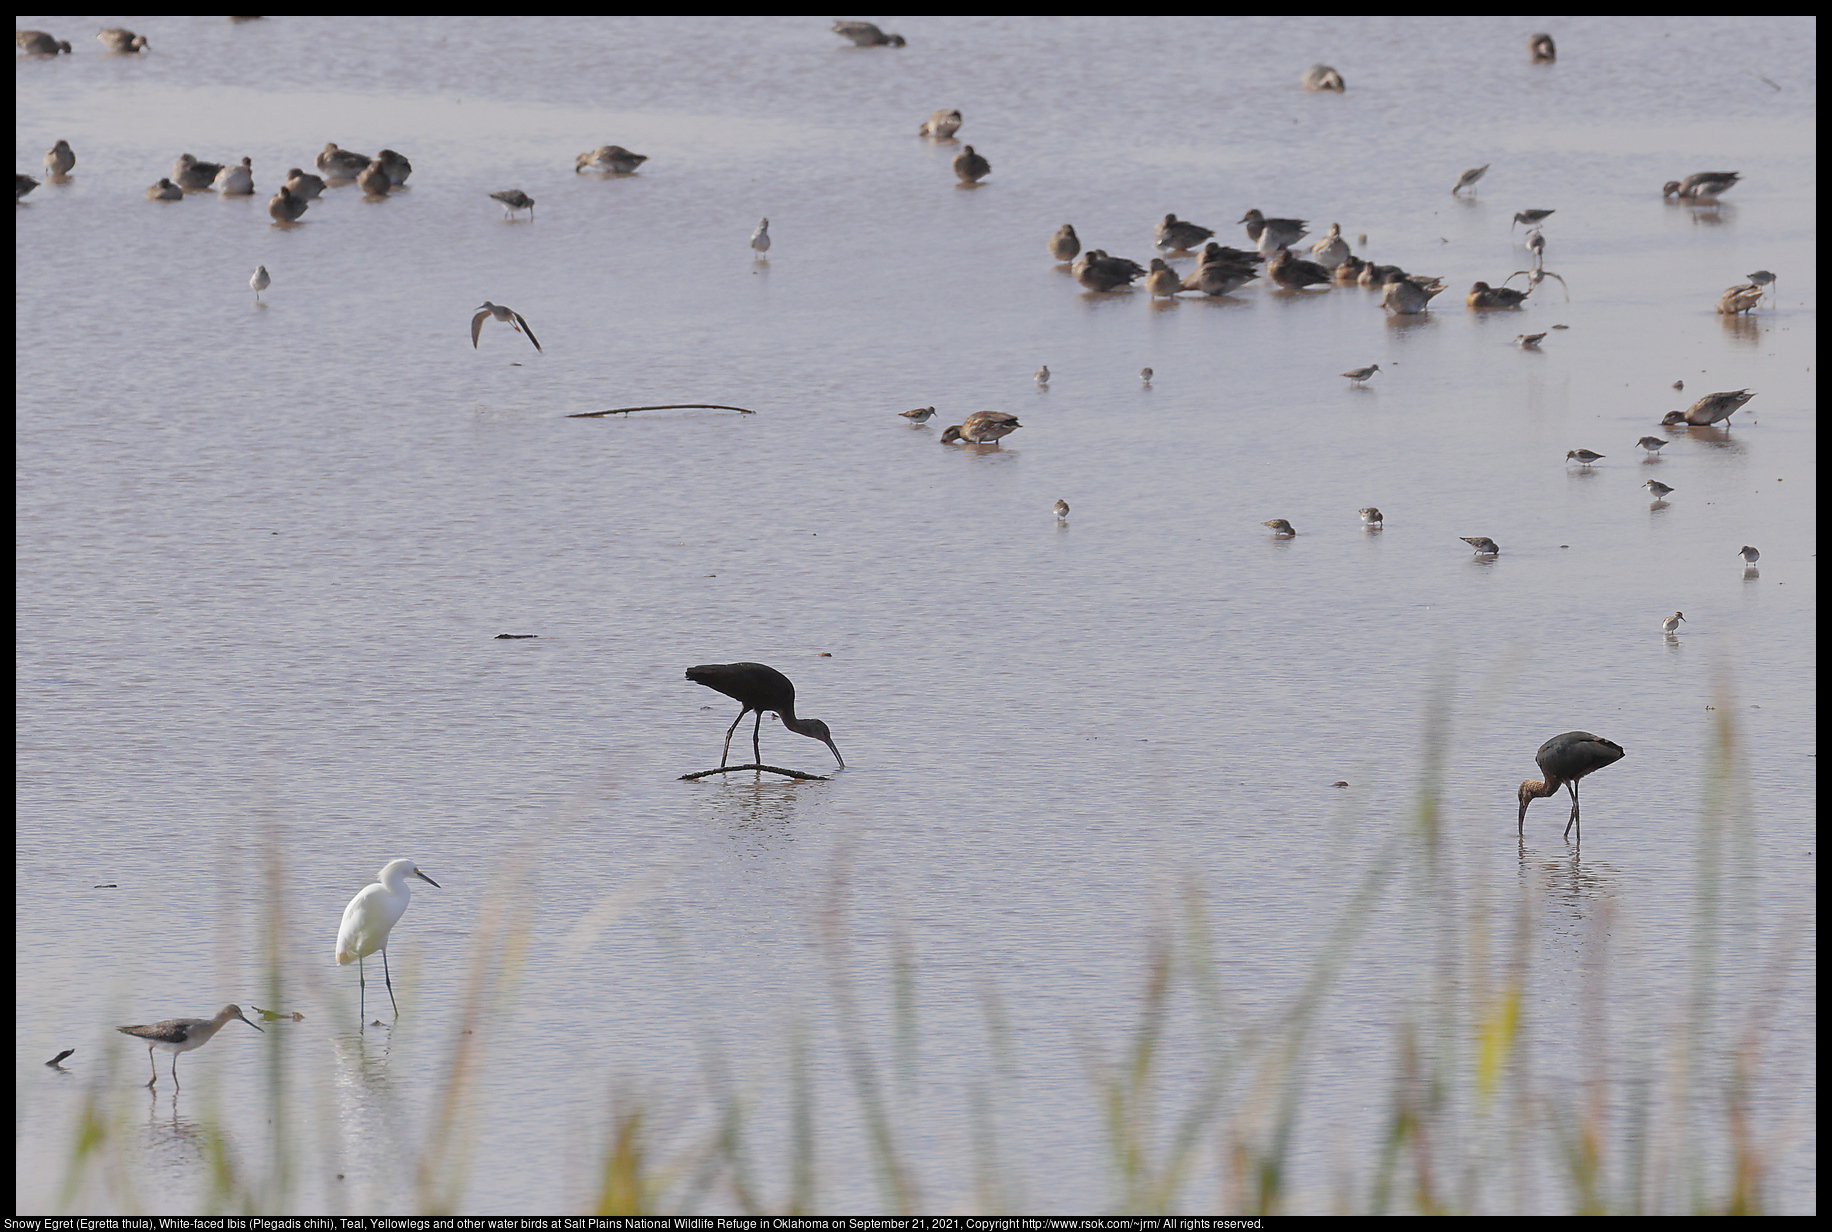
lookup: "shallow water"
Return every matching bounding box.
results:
[16,15,1816,1214]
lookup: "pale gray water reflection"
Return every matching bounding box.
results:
[16,14,1815,1216]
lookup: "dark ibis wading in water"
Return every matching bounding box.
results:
[1517,731,1625,842]
[686,662,843,769]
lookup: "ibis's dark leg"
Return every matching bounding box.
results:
[1564,783,1580,842]
[752,711,764,764]
[720,709,746,767]
[383,949,400,1016]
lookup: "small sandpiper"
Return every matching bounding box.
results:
[1139,367,1153,386]
[1512,209,1555,231]
[899,406,936,422]
[490,189,535,220]
[1359,507,1383,527]
[1263,519,1297,537]
[1661,611,1687,634]
[1566,449,1605,467]
[1452,164,1490,196]
[1515,333,1547,349]
[750,217,770,256]
[1637,436,1667,455]
[1746,270,1776,290]
[1528,32,1555,63]
[250,265,270,302]
[1644,479,1674,500]
[1053,499,1070,521]
[1034,365,1050,386]
[1462,536,1500,555]
[1341,365,1380,386]
[1737,545,1760,565]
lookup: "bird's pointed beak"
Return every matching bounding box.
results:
[826,740,844,769]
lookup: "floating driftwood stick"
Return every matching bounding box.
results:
[679,763,828,781]
[568,404,757,418]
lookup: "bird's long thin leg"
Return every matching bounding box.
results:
[383,948,399,1016]
[1564,784,1580,842]
[752,711,764,765]
[145,1045,157,1087]
[720,709,745,768]
[172,1054,182,1090]
[356,953,366,1020]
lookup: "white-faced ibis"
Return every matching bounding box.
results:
[336,859,441,1019]
[686,662,843,769]
[472,302,541,352]
[118,1004,261,1088]
[1518,731,1624,842]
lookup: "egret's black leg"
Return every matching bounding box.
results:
[383,949,400,1016]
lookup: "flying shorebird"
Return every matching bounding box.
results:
[1452,164,1490,195]
[1662,389,1754,428]
[472,302,541,352]
[1462,536,1499,555]
[489,189,535,220]
[1342,365,1380,386]
[1661,611,1687,634]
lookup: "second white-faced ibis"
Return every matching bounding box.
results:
[1517,730,1625,842]
[686,662,843,769]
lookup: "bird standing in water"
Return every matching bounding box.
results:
[1518,731,1625,842]
[117,1005,262,1089]
[686,662,843,768]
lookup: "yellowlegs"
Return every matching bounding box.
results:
[1341,365,1380,386]
[145,177,182,201]
[1263,519,1297,536]
[1518,732,1627,844]
[1301,63,1345,91]
[213,157,254,195]
[118,1005,262,1088]
[1661,611,1686,634]
[1662,389,1754,427]
[1359,507,1383,526]
[899,405,936,422]
[919,109,962,138]
[316,143,371,180]
[1566,449,1604,467]
[1048,224,1080,263]
[43,140,74,178]
[952,145,990,184]
[1452,164,1490,196]
[337,860,441,1019]
[750,217,770,256]
[1155,213,1214,253]
[16,30,72,54]
[250,265,270,302]
[832,20,904,46]
[1662,171,1740,200]
[490,189,535,220]
[1645,479,1674,500]
[96,27,148,53]
[472,302,541,352]
[940,411,1021,445]
[1462,537,1499,555]
[1528,33,1556,63]
[575,145,648,174]
[267,184,308,223]
[1468,281,1530,309]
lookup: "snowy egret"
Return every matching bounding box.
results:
[117,1004,261,1088]
[336,860,441,1019]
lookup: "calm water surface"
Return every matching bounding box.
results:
[16,15,1816,1214]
